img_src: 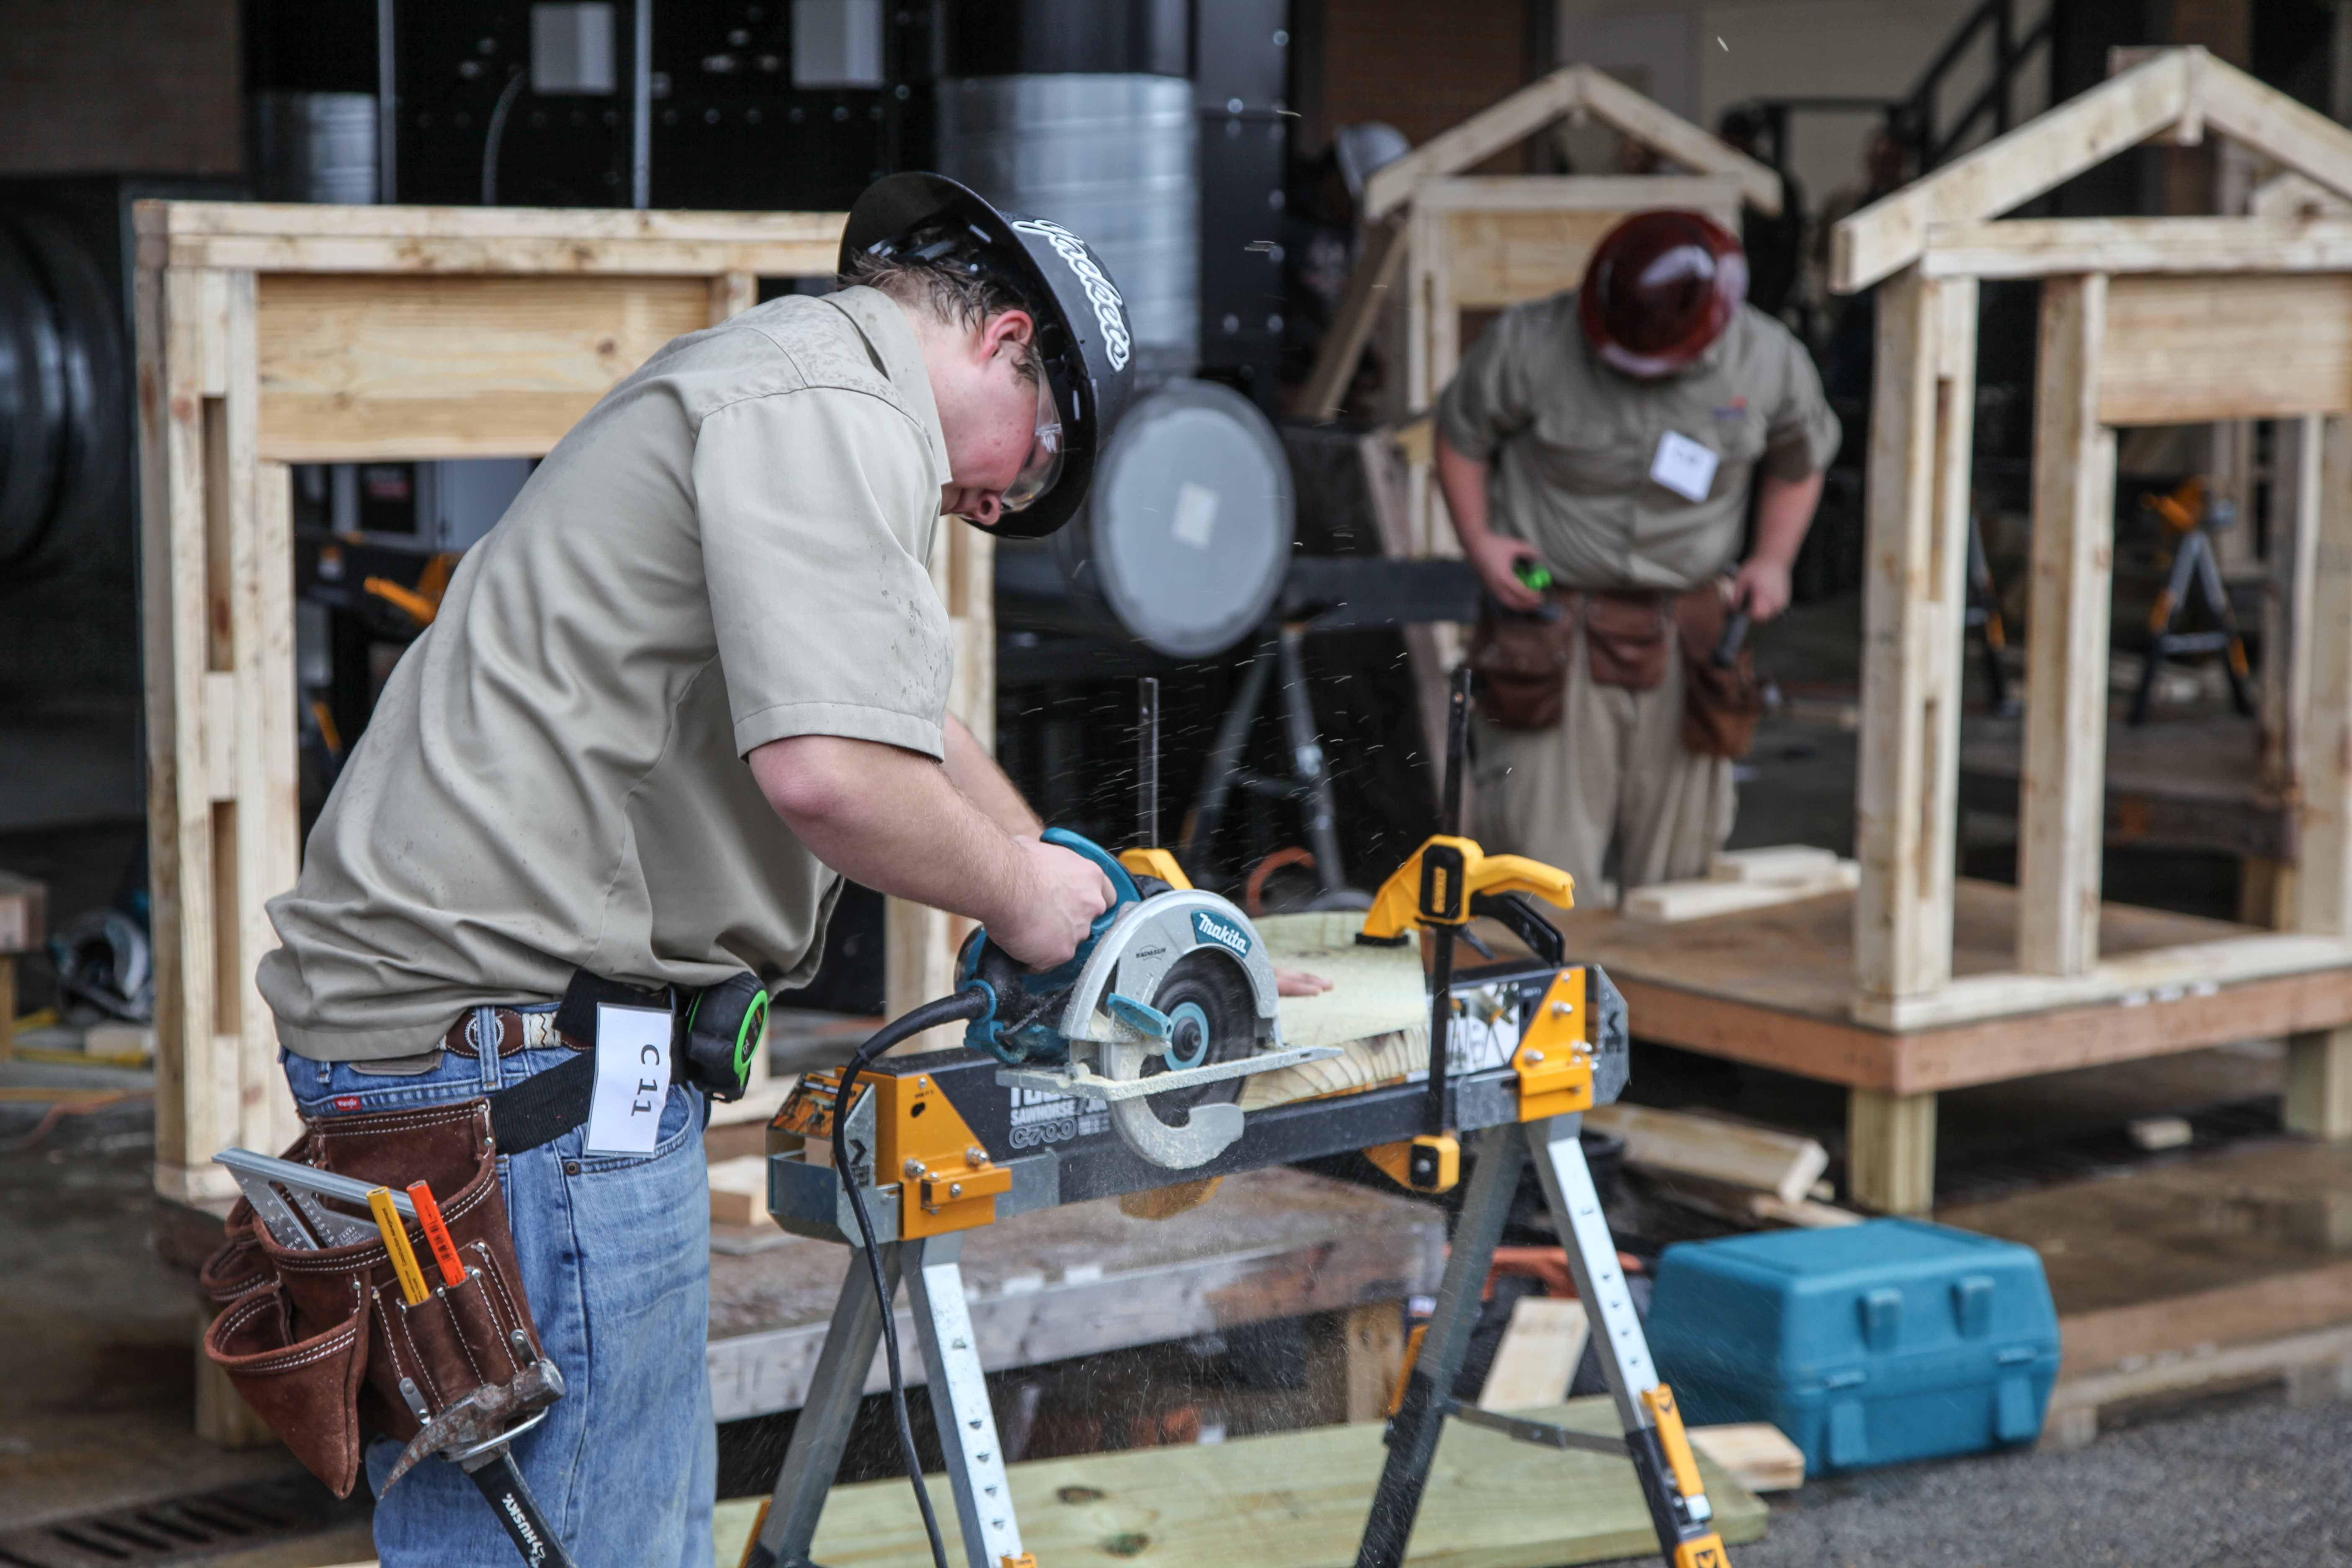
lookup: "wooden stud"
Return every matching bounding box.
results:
[2018,273,2115,979]
[1854,270,1974,1006]
[709,270,758,324]
[1919,216,2352,279]
[2194,48,2352,207]
[1847,1088,1937,1215]
[2297,414,2352,938]
[137,199,844,277]
[2285,1026,2352,1140]
[2262,416,2324,791]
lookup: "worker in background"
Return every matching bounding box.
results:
[250,175,1136,1567]
[1436,209,1839,897]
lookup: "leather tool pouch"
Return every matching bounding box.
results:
[1467,594,1577,731]
[198,1101,546,1498]
[1675,584,1764,760]
[1581,591,1674,692]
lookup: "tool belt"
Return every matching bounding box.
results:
[198,1096,547,1498]
[1466,583,1762,758]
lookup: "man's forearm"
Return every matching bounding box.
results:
[945,715,1041,838]
[750,735,1026,926]
[1749,469,1825,568]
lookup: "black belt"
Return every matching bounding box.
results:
[487,1051,604,1155]
[487,970,675,1155]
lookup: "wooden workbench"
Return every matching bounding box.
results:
[704,1166,1444,1424]
[1550,880,2352,1214]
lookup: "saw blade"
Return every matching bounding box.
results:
[1119,950,1259,1123]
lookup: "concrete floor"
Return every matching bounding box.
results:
[1614,1392,2352,1568]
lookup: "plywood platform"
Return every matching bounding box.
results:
[1543,880,2352,1212]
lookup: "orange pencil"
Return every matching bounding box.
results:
[406,1180,467,1288]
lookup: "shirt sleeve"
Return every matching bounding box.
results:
[1436,305,1535,463]
[1759,323,1843,481]
[695,387,952,760]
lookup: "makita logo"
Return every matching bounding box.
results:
[1011,217,1131,372]
[1191,910,1252,959]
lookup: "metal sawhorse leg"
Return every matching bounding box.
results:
[741,1233,1029,1568]
[1355,1117,1730,1568]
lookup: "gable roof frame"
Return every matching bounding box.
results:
[1834,46,2352,293]
[1361,64,1784,222]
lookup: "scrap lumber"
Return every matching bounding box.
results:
[1623,860,1858,923]
[1584,1104,1830,1206]
[1478,1297,1589,1411]
[1708,844,1841,883]
[709,1395,1767,1568]
[1688,1425,1805,1493]
[708,1154,771,1229]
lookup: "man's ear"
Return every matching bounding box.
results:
[980,308,1036,361]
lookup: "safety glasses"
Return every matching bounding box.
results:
[998,366,1065,515]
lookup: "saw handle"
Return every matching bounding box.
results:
[957,829,1142,1061]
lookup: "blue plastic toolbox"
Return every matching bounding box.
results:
[1644,1218,2060,1474]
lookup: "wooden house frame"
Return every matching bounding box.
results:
[134,203,995,1204]
[1830,48,2352,1130]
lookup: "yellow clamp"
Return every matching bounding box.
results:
[1365,1134,1460,1194]
[1118,846,1191,889]
[1514,967,1594,1121]
[1642,1384,1707,1501]
[1357,835,1573,945]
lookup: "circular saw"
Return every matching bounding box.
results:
[957,830,1338,1170]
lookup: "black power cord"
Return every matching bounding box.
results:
[832,989,990,1568]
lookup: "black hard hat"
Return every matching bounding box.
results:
[841,172,1137,540]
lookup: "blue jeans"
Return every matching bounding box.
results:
[284,1006,717,1568]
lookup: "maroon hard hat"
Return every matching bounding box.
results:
[1578,210,1749,379]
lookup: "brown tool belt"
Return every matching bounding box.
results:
[198,1099,549,1498]
[1466,582,1762,758]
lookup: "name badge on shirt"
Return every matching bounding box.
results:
[1650,431,1720,503]
[585,1002,673,1156]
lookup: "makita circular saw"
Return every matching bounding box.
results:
[954,828,1336,1169]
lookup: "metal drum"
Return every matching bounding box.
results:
[0,210,126,570]
[937,74,1197,369]
[251,92,379,206]
[996,378,1292,660]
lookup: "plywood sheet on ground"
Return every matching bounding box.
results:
[711,1395,1766,1568]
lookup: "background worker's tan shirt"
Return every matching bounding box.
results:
[1436,293,1840,591]
[258,287,953,1060]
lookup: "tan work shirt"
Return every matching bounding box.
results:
[1436,293,1840,592]
[258,287,953,1060]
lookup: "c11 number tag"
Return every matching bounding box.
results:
[585,1003,673,1156]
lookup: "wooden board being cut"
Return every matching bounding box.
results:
[709,1395,1767,1568]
